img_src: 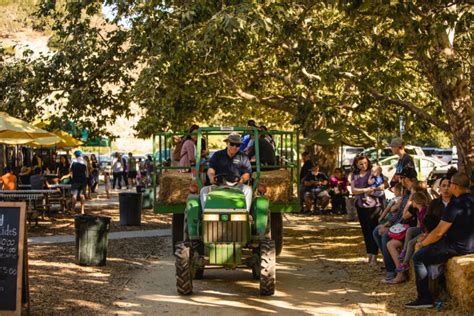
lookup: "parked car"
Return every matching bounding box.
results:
[378,155,446,182]
[338,145,364,166]
[98,155,112,172]
[431,148,453,164]
[426,164,458,187]
[422,147,440,157]
[361,145,425,162]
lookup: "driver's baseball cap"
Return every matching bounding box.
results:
[74,150,82,157]
[389,137,404,148]
[224,133,244,144]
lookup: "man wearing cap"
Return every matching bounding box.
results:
[70,150,87,214]
[201,133,253,212]
[405,172,474,309]
[389,137,415,187]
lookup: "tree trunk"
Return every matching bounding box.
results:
[443,96,473,179]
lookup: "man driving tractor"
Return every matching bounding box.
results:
[200,132,253,212]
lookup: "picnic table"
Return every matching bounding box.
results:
[0,189,61,225]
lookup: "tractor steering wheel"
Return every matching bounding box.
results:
[214,173,241,186]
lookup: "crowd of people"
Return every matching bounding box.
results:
[296,136,473,309]
[349,138,473,309]
[0,149,153,214]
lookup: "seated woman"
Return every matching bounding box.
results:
[329,168,348,214]
[386,191,430,284]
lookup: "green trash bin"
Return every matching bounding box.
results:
[136,185,153,209]
[119,192,143,225]
[75,215,111,266]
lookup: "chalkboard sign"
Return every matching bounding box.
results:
[0,202,26,315]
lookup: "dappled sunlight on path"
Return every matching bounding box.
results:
[111,214,391,315]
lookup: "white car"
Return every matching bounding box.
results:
[362,145,425,162]
[432,148,453,164]
[378,155,446,182]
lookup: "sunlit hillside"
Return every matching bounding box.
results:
[0,0,153,153]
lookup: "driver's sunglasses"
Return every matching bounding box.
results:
[229,142,240,147]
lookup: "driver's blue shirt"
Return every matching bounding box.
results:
[209,149,252,178]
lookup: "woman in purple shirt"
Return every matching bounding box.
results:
[351,155,380,265]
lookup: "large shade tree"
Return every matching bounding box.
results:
[1,1,472,177]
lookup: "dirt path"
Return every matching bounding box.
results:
[111,214,390,315]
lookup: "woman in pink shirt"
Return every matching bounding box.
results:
[179,125,199,172]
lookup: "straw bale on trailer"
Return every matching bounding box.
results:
[259,169,292,203]
[158,172,194,204]
[446,254,474,313]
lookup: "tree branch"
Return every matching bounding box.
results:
[364,85,450,132]
[220,72,297,115]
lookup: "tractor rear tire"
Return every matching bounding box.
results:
[175,242,193,295]
[259,240,276,296]
[271,212,283,256]
[251,248,260,280]
[191,240,205,279]
[172,213,184,252]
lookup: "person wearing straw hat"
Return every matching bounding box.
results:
[200,133,253,212]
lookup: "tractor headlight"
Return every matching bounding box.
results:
[230,214,247,221]
[203,214,220,221]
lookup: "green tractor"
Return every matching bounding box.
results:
[153,127,299,296]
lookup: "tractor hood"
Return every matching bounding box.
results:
[204,187,246,210]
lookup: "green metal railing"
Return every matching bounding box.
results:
[152,127,300,212]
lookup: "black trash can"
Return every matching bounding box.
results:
[136,185,153,209]
[75,215,111,266]
[119,192,143,226]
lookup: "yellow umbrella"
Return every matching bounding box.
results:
[0,112,58,145]
[28,130,83,148]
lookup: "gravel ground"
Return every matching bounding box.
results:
[28,236,172,314]
[24,198,468,315]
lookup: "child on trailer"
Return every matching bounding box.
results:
[104,171,111,199]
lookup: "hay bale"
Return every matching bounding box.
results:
[259,169,292,203]
[446,254,474,313]
[158,172,193,204]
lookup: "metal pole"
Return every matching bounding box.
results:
[152,134,156,211]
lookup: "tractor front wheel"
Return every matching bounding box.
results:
[259,240,276,296]
[175,242,193,295]
[191,240,205,279]
[172,213,184,252]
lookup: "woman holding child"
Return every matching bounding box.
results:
[351,155,384,266]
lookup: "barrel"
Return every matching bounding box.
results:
[75,215,111,266]
[119,192,143,226]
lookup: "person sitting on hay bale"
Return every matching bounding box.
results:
[405,172,474,309]
[200,133,253,212]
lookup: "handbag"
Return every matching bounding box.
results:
[388,223,410,240]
